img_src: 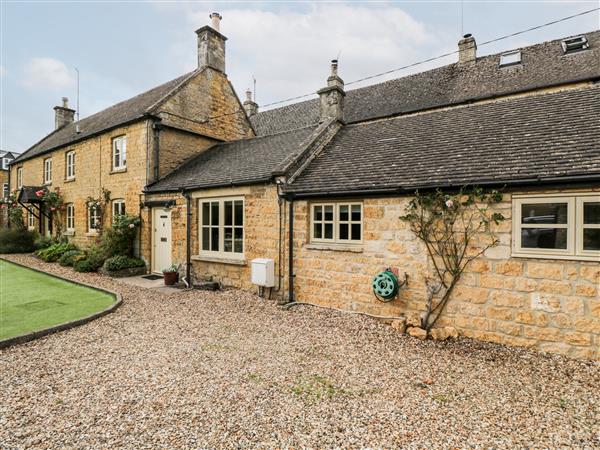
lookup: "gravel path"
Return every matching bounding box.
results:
[1,254,599,449]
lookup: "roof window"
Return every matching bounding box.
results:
[561,35,589,54]
[499,50,521,67]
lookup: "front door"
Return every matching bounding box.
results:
[152,208,172,273]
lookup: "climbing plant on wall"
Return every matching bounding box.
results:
[400,187,505,332]
[85,188,111,238]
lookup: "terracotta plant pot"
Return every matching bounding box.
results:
[163,272,179,286]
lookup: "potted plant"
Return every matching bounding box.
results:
[162,264,179,286]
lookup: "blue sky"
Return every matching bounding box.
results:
[1,1,598,153]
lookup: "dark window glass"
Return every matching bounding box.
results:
[234,201,243,226]
[211,227,219,251]
[351,223,361,240]
[339,205,349,221]
[521,203,568,224]
[314,223,322,239]
[324,223,333,239]
[211,202,219,226]
[202,202,210,226]
[583,202,600,224]
[224,201,233,226]
[202,228,210,251]
[234,228,243,253]
[314,206,322,221]
[324,205,334,221]
[339,223,349,240]
[583,229,600,251]
[351,205,361,221]
[521,228,567,249]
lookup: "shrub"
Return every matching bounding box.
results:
[103,255,146,272]
[58,249,82,267]
[34,235,55,250]
[73,245,106,273]
[0,229,36,253]
[102,214,141,257]
[73,259,97,273]
[36,243,77,262]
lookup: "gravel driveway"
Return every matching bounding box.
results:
[1,254,599,449]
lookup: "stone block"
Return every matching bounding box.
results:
[564,332,592,346]
[487,306,514,321]
[580,266,600,283]
[490,291,526,308]
[407,326,427,340]
[575,284,597,297]
[523,326,562,342]
[495,260,523,276]
[539,280,572,295]
[527,262,563,280]
[530,292,561,313]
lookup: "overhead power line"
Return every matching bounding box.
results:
[199,7,599,122]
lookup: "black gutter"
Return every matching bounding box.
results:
[184,191,192,287]
[145,177,273,195]
[288,197,294,303]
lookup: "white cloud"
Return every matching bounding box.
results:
[21,57,74,91]
[0,66,6,77]
[178,4,449,108]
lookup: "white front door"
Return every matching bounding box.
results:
[152,208,172,273]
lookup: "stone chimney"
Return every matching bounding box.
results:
[317,60,345,122]
[196,12,227,72]
[54,97,75,130]
[243,89,258,116]
[458,33,477,63]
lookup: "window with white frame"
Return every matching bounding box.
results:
[17,167,23,188]
[2,183,8,199]
[112,136,127,170]
[28,210,35,230]
[66,203,75,231]
[311,202,363,244]
[112,199,125,218]
[2,158,8,170]
[513,194,600,260]
[66,151,75,180]
[88,204,100,232]
[199,197,244,257]
[43,158,52,184]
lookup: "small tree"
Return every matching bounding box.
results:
[400,187,505,331]
[37,187,65,238]
[0,190,25,230]
[102,213,141,257]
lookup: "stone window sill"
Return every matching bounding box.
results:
[64,230,75,236]
[305,243,363,253]
[192,254,247,266]
[110,168,127,175]
[85,231,99,237]
[64,177,75,183]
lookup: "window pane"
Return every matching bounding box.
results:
[324,223,333,239]
[234,201,243,226]
[211,227,219,251]
[521,228,567,249]
[314,205,322,221]
[583,202,600,224]
[583,229,600,251]
[202,228,210,251]
[339,223,349,240]
[351,223,361,240]
[324,206,334,221]
[351,205,361,221]
[339,205,349,221]
[224,226,233,241]
[202,202,210,225]
[234,228,243,253]
[224,238,233,252]
[224,201,233,226]
[521,203,568,224]
[211,202,219,226]
[314,223,322,239]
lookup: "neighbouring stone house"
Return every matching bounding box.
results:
[1,150,20,227]
[9,14,253,246]
[9,15,600,359]
[146,28,599,359]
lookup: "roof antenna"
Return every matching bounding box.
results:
[460,0,464,37]
[252,75,256,103]
[74,67,80,122]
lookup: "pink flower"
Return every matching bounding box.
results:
[50,207,56,211]
[35,190,44,197]
[0,205,5,209]
[445,200,454,208]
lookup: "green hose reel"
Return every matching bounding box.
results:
[372,269,408,302]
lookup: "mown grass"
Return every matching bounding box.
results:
[0,260,115,340]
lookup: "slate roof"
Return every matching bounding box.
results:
[251,30,600,135]
[13,70,198,164]
[146,125,317,192]
[287,84,600,195]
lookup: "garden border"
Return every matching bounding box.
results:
[0,257,123,349]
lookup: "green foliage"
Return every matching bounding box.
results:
[0,190,25,230]
[399,187,506,331]
[101,214,141,257]
[58,249,83,267]
[73,245,106,273]
[103,255,145,272]
[36,243,78,262]
[0,229,36,253]
[162,264,179,273]
[34,235,55,250]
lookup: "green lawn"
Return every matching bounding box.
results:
[0,260,116,340]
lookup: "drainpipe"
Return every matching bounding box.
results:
[288,197,294,303]
[184,190,192,288]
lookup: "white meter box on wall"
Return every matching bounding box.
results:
[251,258,275,287]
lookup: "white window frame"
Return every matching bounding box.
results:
[66,203,75,231]
[28,210,35,231]
[112,135,127,171]
[198,197,245,259]
[66,151,75,180]
[2,158,8,170]
[88,204,101,232]
[2,183,8,199]
[112,199,126,218]
[17,167,23,189]
[310,202,363,244]
[512,193,600,261]
[43,158,52,184]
